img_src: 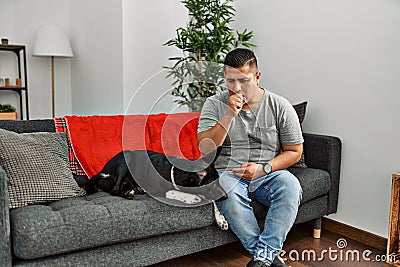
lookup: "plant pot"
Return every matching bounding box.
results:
[0,112,17,120]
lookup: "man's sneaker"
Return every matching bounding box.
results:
[271,255,288,267]
[246,256,288,267]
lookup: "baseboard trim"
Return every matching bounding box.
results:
[322,218,387,251]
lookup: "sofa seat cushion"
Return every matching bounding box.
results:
[10,192,214,260]
[252,168,331,220]
[288,167,331,203]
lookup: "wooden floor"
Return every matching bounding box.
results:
[153,222,391,267]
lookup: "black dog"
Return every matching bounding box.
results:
[84,148,226,202]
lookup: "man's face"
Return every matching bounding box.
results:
[225,65,261,99]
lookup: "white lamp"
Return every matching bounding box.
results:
[33,25,74,117]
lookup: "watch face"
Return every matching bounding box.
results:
[264,163,272,174]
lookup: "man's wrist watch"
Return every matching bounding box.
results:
[262,162,272,175]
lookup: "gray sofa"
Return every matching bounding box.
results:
[0,119,341,267]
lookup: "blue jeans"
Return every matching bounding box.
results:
[216,170,302,265]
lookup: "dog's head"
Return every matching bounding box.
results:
[171,147,227,201]
[171,147,221,186]
[172,164,219,187]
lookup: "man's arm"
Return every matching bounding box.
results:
[232,143,303,180]
[269,143,304,171]
[198,94,244,154]
[197,113,233,154]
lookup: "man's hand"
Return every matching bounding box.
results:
[231,144,303,180]
[232,162,266,180]
[227,94,246,117]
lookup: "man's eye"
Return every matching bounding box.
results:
[239,79,249,83]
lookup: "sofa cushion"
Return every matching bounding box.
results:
[0,129,86,209]
[10,192,214,260]
[288,167,331,203]
[0,119,55,133]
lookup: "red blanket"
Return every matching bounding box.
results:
[64,113,201,178]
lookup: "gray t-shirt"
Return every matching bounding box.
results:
[198,89,304,171]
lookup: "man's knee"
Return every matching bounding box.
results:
[273,170,302,203]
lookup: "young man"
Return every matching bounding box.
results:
[197,48,303,267]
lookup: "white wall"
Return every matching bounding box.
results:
[122,0,188,114]
[0,0,125,117]
[234,0,400,237]
[0,0,72,118]
[70,0,124,115]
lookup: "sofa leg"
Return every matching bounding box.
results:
[313,217,322,239]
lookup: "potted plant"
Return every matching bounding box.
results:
[0,103,17,120]
[164,0,255,111]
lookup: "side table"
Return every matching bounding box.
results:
[387,172,400,266]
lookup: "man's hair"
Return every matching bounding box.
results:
[224,48,258,71]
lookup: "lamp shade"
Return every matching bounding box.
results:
[32,25,73,58]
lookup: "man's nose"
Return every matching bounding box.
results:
[232,81,242,93]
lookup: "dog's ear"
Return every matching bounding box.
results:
[201,146,222,166]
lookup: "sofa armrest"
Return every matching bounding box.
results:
[0,166,12,267]
[303,133,342,214]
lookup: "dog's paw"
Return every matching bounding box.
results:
[213,202,228,231]
[217,217,229,231]
[123,189,135,199]
[215,212,229,231]
[165,190,202,204]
